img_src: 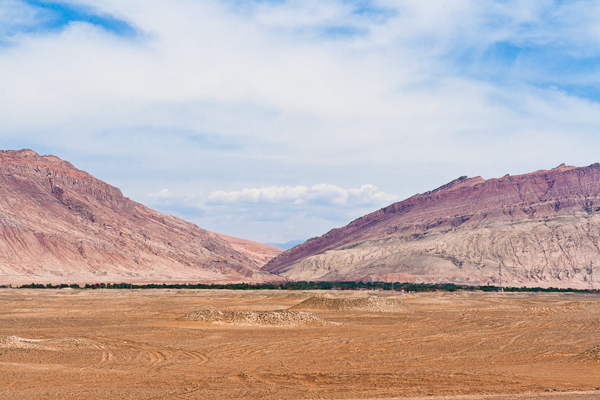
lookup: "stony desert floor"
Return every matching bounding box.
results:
[0,289,599,399]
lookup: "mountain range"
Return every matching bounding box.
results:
[2,149,600,289]
[0,150,281,286]
[263,163,600,289]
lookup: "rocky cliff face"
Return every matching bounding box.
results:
[263,164,600,289]
[0,150,281,285]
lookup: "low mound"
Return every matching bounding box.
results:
[180,310,328,326]
[290,296,410,312]
[0,336,48,350]
[576,345,600,362]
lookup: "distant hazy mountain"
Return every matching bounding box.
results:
[265,239,306,250]
[0,150,282,285]
[263,164,600,289]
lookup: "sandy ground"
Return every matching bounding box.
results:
[0,289,599,399]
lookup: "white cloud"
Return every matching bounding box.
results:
[147,183,399,242]
[1,0,600,242]
[150,188,173,199]
[205,183,398,207]
[0,1,36,38]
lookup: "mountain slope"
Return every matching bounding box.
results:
[263,164,600,289]
[0,150,281,285]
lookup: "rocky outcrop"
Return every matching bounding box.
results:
[263,164,600,289]
[0,150,281,285]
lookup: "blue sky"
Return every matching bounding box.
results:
[1,0,600,243]
[2,0,136,41]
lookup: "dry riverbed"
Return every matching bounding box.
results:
[0,289,599,399]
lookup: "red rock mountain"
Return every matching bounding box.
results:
[263,164,600,289]
[0,150,282,285]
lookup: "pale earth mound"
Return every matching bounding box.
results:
[577,345,600,362]
[0,336,47,350]
[291,296,411,312]
[180,309,328,326]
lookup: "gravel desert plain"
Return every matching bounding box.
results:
[1,288,599,399]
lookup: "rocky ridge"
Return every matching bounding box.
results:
[263,163,600,289]
[0,150,281,285]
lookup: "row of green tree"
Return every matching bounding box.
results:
[1,281,596,293]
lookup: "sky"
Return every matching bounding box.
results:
[1,0,600,244]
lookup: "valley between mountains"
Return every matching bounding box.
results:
[2,149,600,289]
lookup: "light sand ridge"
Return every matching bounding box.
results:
[290,295,412,312]
[0,335,49,350]
[180,309,330,326]
[576,345,600,363]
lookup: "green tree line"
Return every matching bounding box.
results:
[0,281,596,293]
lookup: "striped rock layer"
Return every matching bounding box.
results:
[0,150,281,285]
[264,164,600,289]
